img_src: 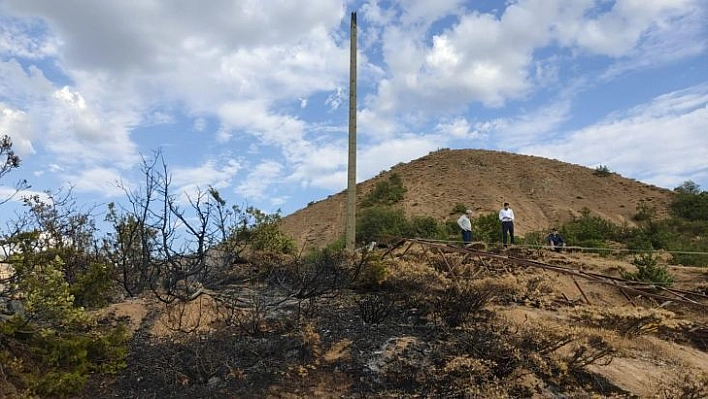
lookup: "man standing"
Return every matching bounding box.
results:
[499,202,515,248]
[457,209,473,246]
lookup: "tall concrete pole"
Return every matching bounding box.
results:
[345,11,357,252]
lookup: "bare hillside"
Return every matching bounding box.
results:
[281,149,674,248]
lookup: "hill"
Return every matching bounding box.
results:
[281,149,674,248]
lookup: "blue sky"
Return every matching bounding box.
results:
[0,0,706,221]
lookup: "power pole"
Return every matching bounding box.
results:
[345,11,357,252]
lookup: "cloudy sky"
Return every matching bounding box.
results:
[0,0,706,220]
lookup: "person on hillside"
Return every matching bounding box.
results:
[547,228,566,252]
[457,209,473,246]
[498,202,515,248]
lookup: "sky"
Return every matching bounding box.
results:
[0,0,706,223]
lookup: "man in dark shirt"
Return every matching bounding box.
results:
[547,228,565,252]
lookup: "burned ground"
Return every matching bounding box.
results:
[81,242,708,398]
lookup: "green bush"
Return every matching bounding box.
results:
[356,206,410,243]
[622,253,674,286]
[361,173,407,207]
[522,230,548,248]
[625,232,655,252]
[409,215,447,240]
[563,208,619,243]
[474,212,503,244]
[241,208,295,254]
[593,165,612,177]
[668,242,708,267]
[357,254,391,287]
[71,261,115,308]
[25,323,129,396]
[0,253,129,397]
[671,191,708,221]
[633,201,656,222]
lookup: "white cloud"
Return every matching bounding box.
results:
[172,159,241,190]
[47,86,139,167]
[235,160,283,200]
[0,105,35,155]
[0,186,50,205]
[435,118,476,139]
[166,159,242,206]
[63,167,124,197]
[357,136,442,182]
[485,100,573,147]
[0,16,58,59]
[520,83,708,190]
[285,142,347,189]
[193,117,207,132]
[568,0,696,57]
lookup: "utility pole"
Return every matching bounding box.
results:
[345,11,357,252]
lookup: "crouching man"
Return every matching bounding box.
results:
[547,228,566,252]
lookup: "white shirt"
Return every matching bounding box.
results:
[499,208,515,222]
[457,214,472,231]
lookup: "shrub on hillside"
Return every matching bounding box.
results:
[240,208,295,254]
[474,212,504,244]
[409,215,448,240]
[593,165,612,177]
[357,206,410,243]
[358,293,394,324]
[671,190,708,221]
[670,182,708,250]
[621,253,674,286]
[522,230,549,251]
[562,208,619,244]
[669,242,708,267]
[70,261,116,308]
[659,371,708,399]
[361,173,407,207]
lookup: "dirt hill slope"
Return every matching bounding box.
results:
[281,149,674,248]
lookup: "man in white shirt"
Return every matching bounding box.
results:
[498,202,515,248]
[457,209,473,245]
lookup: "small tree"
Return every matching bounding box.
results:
[621,253,674,286]
[474,212,503,244]
[674,180,701,195]
[5,190,115,308]
[593,165,612,177]
[237,207,294,254]
[671,181,708,221]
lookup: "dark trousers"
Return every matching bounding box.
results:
[501,221,514,246]
[461,230,472,245]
